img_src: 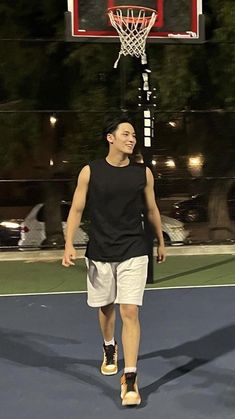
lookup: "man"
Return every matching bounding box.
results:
[62,115,166,406]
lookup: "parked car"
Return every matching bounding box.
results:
[0,219,22,248]
[172,191,235,223]
[18,202,88,249]
[18,202,189,248]
[160,214,189,245]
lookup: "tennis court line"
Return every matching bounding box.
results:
[1,283,235,298]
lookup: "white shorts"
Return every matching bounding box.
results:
[85,255,148,307]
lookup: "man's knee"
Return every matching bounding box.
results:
[120,304,139,322]
[100,302,115,315]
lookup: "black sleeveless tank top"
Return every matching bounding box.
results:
[85,159,148,262]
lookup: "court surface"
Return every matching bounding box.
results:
[0,252,235,418]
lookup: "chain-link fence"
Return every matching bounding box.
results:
[0,175,234,250]
[0,109,235,249]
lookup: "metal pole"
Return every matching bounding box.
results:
[138,65,157,283]
[120,59,127,112]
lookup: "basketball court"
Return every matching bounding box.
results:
[2,1,235,417]
[0,248,235,417]
[1,282,235,418]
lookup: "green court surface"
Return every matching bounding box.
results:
[0,254,234,295]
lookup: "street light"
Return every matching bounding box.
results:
[188,154,204,176]
[166,158,176,168]
[151,159,157,166]
[50,115,57,127]
[168,121,177,128]
[188,155,203,167]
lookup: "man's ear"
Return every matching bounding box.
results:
[107,133,113,144]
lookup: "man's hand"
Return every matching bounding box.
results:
[156,244,166,263]
[62,245,76,267]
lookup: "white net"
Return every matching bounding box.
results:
[108,6,157,68]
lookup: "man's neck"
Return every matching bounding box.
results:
[106,153,130,167]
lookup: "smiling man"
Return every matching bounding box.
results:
[62,115,166,406]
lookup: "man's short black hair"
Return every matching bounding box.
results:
[103,114,135,140]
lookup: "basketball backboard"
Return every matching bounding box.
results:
[66,0,204,43]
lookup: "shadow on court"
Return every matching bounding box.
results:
[1,289,235,418]
[0,326,123,409]
[139,323,235,406]
[1,323,235,409]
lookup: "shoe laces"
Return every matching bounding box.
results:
[125,372,137,392]
[103,344,116,365]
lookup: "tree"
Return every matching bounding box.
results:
[0,1,122,246]
[0,0,235,244]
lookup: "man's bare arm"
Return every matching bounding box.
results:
[144,167,166,262]
[62,165,90,267]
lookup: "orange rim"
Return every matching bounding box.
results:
[107,5,157,24]
[107,5,157,14]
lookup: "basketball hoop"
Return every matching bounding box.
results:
[107,5,157,68]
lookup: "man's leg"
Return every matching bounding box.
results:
[99,303,116,341]
[119,304,140,368]
[115,256,148,406]
[119,304,141,405]
[99,303,118,375]
[85,258,118,375]
[116,256,148,366]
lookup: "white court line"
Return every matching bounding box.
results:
[146,283,235,291]
[0,283,235,298]
[0,290,87,298]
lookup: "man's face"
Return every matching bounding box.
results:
[108,122,137,155]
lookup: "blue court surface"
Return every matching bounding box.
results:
[1,287,235,419]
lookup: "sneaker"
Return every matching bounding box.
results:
[120,372,141,406]
[101,342,118,375]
